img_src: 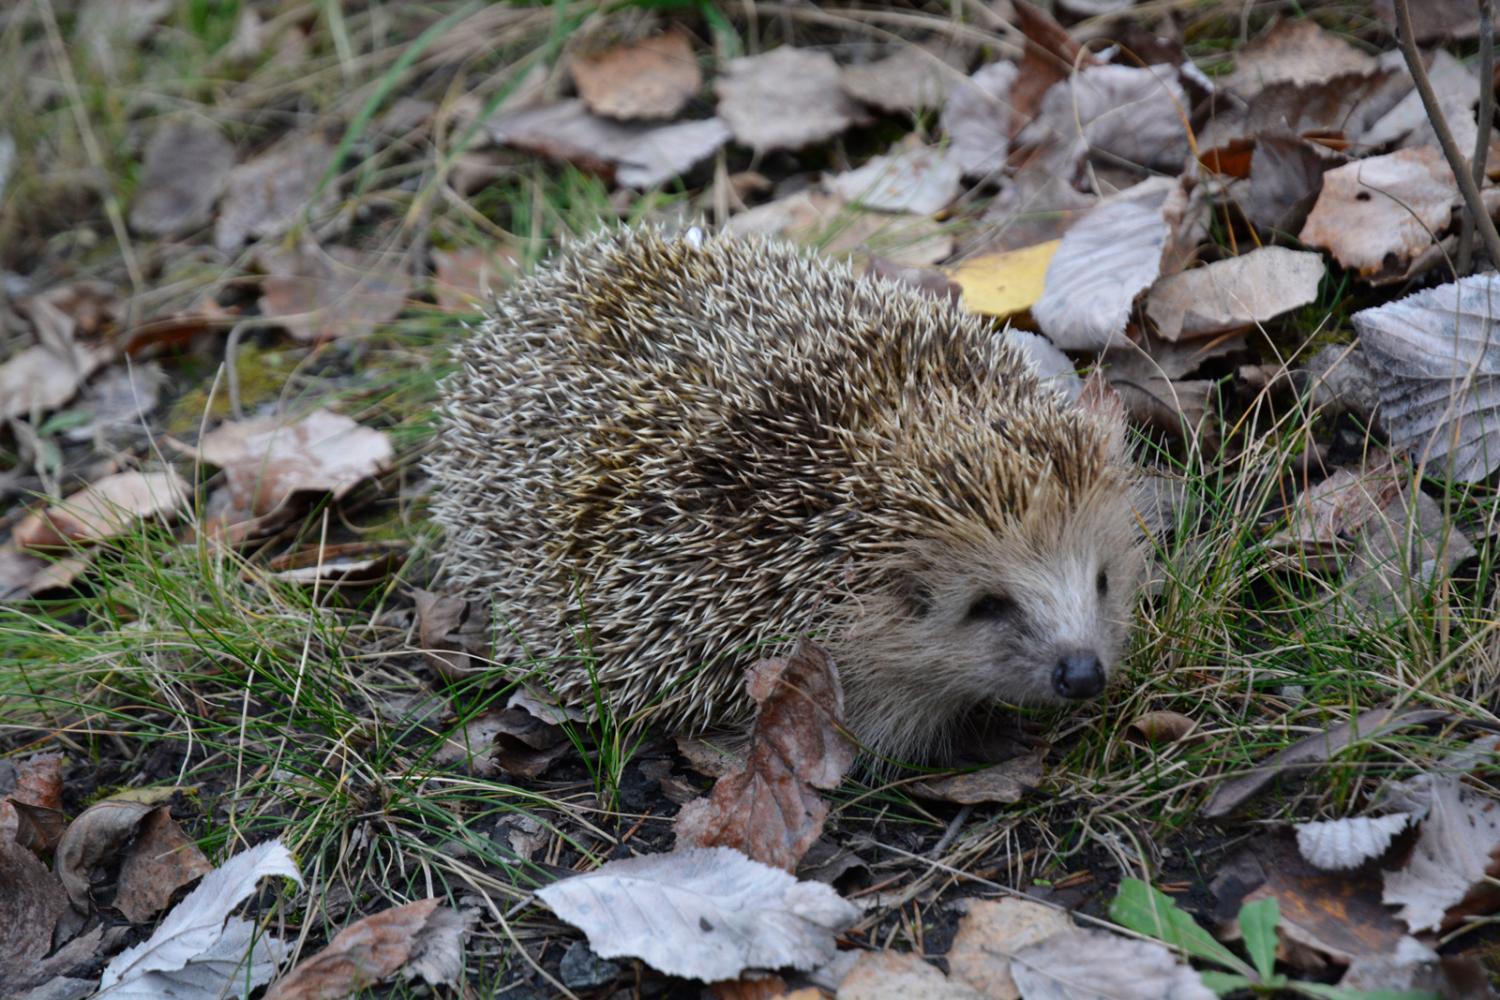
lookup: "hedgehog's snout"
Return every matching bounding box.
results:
[1052,649,1105,700]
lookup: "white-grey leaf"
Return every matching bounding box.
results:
[1382,775,1500,932]
[1009,928,1216,1000]
[98,917,287,999]
[829,143,962,215]
[98,840,300,994]
[1007,330,1082,400]
[942,61,1017,178]
[1354,273,1500,481]
[1017,65,1190,178]
[1295,813,1411,870]
[535,846,858,983]
[1033,185,1170,350]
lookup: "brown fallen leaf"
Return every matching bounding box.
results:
[129,119,236,236]
[1201,707,1452,818]
[197,408,393,519]
[570,27,700,120]
[12,470,189,550]
[1238,135,1345,236]
[435,707,568,779]
[263,898,469,999]
[265,541,404,586]
[0,752,65,853]
[946,897,1075,999]
[1374,0,1494,42]
[0,837,70,994]
[1299,147,1456,283]
[910,753,1043,805]
[1008,0,1102,131]
[674,640,855,871]
[55,798,155,913]
[1129,711,1197,744]
[714,48,862,154]
[413,589,492,681]
[114,806,213,923]
[1145,247,1324,341]
[214,133,336,252]
[1221,19,1377,97]
[431,245,521,311]
[259,244,410,342]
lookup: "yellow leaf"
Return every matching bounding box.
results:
[948,239,1061,318]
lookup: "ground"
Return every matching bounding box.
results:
[2,1,1500,997]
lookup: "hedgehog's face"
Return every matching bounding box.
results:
[878,480,1145,711]
[948,495,1143,707]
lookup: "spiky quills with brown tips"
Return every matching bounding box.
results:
[427,226,1140,761]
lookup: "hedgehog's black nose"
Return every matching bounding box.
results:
[1053,651,1105,700]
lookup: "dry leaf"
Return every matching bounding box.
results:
[726,190,954,267]
[214,134,336,252]
[1145,247,1324,341]
[535,846,858,982]
[1375,0,1495,41]
[435,707,568,779]
[55,799,154,913]
[1129,710,1196,744]
[946,898,1074,999]
[130,120,236,236]
[1018,64,1191,181]
[941,61,1017,178]
[714,48,861,154]
[570,27,700,120]
[263,899,469,998]
[64,363,167,442]
[487,100,730,188]
[840,46,957,114]
[1008,2,1101,129]
[0,341,112,422]
[1299,147,1456,283]
[1008,928,1215,1000]
[431,246,521,310]
[1220,19,1377,97]
[197,409,393,518]
[12,470,189,550]
[259,244,410,342]
[1354,273,1500,481]
[674,641,854,871]
[1382,774,1500,932]
[264,541,401,586]
[909,753,1042,805]
[413,589,491,681]
[1239,135,1344,236]
[948,240,1060,319]
[114,807,214,923]
[0,838,70,994]
[836,950,981,999]
[99,840,299,998]
[1362,50,1476,150]
[829,140,962,215]
[1294,813,1410,871]
[1033,179,1205,350]
[1201,707,1451,818]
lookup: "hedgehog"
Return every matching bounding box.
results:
[426,227,1144,763]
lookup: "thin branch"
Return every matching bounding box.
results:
[1459,0,1495,274]
[1395,0,1500,270]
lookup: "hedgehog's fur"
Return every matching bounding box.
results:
[427,227,1143,762]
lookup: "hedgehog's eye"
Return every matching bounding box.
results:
[1096,569,1108,597]
[967,593,1015,620]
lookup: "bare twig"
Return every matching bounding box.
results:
[1459,0,1496,274]
[1395,0,1500,269]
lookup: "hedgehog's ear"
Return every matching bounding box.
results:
[887,567,934,619]
[1079,370,1129,461]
